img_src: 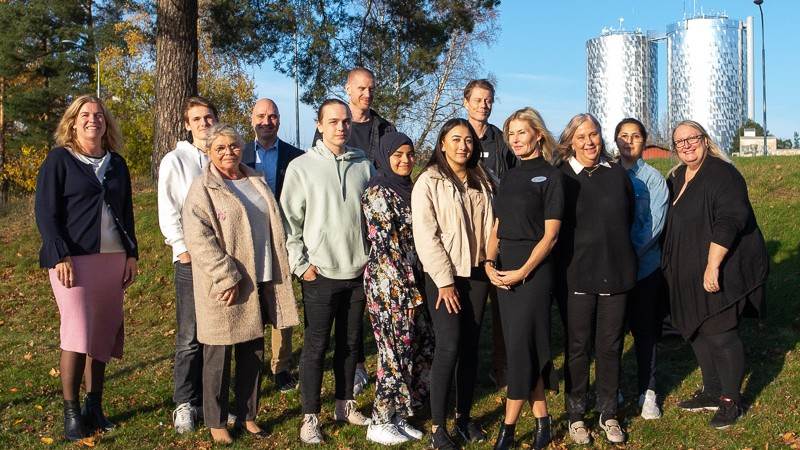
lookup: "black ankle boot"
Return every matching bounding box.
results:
[82,392,116,433]
[493,423,515,449]
[533,415,552,450]
[430,426,458,450]
[63,399,86,441]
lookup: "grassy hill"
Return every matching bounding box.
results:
[0,155,798,449]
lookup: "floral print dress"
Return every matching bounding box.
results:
[362,184,434,424]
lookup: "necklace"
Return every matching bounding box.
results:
[584,165,600,177]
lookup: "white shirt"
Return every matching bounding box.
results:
[158,141,209,262]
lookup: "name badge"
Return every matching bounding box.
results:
[481,151,489,159]
[531,176,547,183]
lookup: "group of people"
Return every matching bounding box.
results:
[34,66,768,449]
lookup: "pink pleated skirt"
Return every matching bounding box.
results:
[49,252,126,363]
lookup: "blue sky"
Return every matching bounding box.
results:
[251,0,799,149]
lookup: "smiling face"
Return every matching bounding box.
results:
[73,102,107,147]
[184,105,218,144]
[389,144,415,177]
[317,103,351,152]
[463,87,494,124]
[571,119,602,166]
[507,119,541,159]
[441,124,474,171]
[616,122,645,163]
[251,99,280,146]
[672,124,708,168]
[346,71,375,112]
[208,134,243,175]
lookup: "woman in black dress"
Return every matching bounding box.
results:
[485,107,562,450]
[663,120,767,429]
[554,113,637,445]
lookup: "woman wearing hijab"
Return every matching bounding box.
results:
[362,132,433,445]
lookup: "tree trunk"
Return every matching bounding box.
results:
[0,77,7,207]
[151,0,198,180]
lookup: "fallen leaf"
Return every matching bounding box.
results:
[35,405,43,410]
[13,418,23,425]
[24,353,32,360]
[49,368,60,377]
[9,387,18,393]
[40,437,54,445]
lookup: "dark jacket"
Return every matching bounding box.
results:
[241,139,304,197]
[479,123,518,183]
[35,147,138,268]
[311,108,395,163]
[662,156,768,337]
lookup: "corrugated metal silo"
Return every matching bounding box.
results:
[587,30,658,155]
[667,14,750,153]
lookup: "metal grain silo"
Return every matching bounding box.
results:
[667,14,752,153]
[587,30,658,155]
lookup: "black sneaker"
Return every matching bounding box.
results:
[709,397,742,429]
[455,418,486,443]
[430,426,458,450]
[274,370,298,392]
[677,388,719,412]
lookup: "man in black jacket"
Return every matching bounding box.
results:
[312,67,395,163]
[241,98,304,391]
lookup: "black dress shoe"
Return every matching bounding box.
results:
[274,370,298,392]
[64,399,86,441]
[493,423,515,449]
[430,426,459,450]
[234,421,270,439]
[82,392,116,433]
[533,416,552,450]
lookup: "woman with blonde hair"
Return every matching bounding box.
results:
[553,113,636,445]
[35,94,138,441]
[662,120,767,429]
[485,107,563,450]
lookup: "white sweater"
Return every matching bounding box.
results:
[158,141,208,262]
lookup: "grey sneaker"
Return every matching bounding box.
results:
[639,389,662,420]
[300,413,324,444]
[568,420,591,445]
[334,399,371,425]
[172,402,196,434]
[599,414,626,444]
[353,366,369,396]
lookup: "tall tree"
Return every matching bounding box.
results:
[152,0,198,179]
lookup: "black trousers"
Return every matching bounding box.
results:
[565,291,627,421]
[299,275,366,414]
[689,312,745,402]
[202,337,264,428]
[626,269,666,394]
[425,268,490,426]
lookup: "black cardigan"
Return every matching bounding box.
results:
[661,156,768,337]
[35,147,138,268]
[555,160,638,294]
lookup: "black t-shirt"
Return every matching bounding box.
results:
[349,120,372,156]
[496,157,564,242]
[478,124,516,182]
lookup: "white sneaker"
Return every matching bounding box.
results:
[172,402,196,434]
[598,414,626,444]
[569,420,591,445]
[300,414,324,444]
[392,415,423,440]
[334,399,371,425]
[353,366,369,396]
[367,423,410,445]
[639,389,662,420]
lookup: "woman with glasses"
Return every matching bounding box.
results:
[614,118,669,420]
[662,120,767,429]
[553,113,636,445]
[182,124,299,444]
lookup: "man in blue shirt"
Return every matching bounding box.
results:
[241,98,304,391]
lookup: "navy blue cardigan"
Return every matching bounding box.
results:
[35,147,138,268]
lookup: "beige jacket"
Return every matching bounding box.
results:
[411,167,495,288]
[183,163,299,345]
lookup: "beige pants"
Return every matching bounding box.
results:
[269,326,293,374]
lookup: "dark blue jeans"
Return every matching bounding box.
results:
[173,261,203,406]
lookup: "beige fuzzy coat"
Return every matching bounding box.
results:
[182,163,299,345]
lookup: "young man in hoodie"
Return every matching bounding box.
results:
[281,99,375,445]
[157,96,218,434]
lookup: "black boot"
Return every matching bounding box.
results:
[82,392,116,433]
[430,426,459,450]
[63,399,86,441]
[493,423,515,449]
[533,415,552,450]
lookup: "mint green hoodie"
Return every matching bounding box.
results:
[280,141,374,279]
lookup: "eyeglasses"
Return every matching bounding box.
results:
[672,135,703,149]
[212,144,241,156]
[617,133,644,143]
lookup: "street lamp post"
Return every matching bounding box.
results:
[754,0,767,155]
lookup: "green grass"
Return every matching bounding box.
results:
[0,156,798,449]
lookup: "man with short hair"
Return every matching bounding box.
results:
[312,67,396,162]
[241,98,304,391]
[158,96,218,433]
[463,79,517,390]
